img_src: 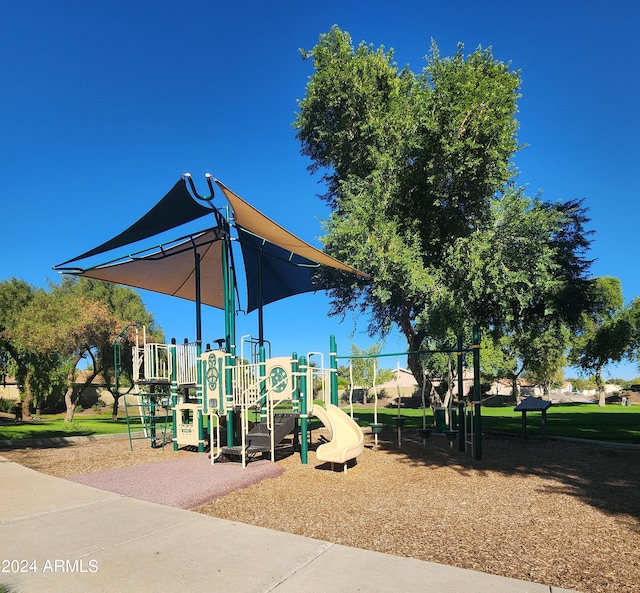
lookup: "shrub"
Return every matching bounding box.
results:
[92,398,107,412]
[0,398,17,413]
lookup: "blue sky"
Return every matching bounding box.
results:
[2,0,638,379]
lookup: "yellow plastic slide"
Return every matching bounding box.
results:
[312,403,365,471]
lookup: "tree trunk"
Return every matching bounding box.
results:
[64,355,83,422]
[21,369,34,420]
[595,366,606,407]
[509,363,525,404]
[402,329,427,392]
[397,303,423,377]
[64,385,79,422]
[110,385,133,420]
[362,384,369,405]
[423,375,436,407]
[511,377,519,403]
[112,393,121,421]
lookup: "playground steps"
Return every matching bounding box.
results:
[123,392,172,451]
[222,413,297,459]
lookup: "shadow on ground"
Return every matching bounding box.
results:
[368,427,640,522]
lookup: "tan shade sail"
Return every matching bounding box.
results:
[214,179,367,278]
[78,229,227,309]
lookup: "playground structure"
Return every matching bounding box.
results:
[116,327,365,470]
[115,324,482,468]
[54,172,481,468]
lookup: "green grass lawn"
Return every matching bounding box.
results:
[1,402,638,444]
[351,403,640,444]
[0,410,165,441]
[481,403,640,443]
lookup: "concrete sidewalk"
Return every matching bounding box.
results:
[0,456,580,593]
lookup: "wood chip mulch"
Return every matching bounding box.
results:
[3,430,639,593]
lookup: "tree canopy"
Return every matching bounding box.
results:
[294,26,595,386]
[1,277,161,420]
[0,278,53,416]
[569,277,639,405]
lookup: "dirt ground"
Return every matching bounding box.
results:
[3,429,639,593]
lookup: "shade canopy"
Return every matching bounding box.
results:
[58,178,215,267]
[214,179,364,277]
[74,229,227,309]
[54,176,366,313]
[237,226,319,312]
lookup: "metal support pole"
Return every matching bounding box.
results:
[298,355,308,465]
[257,253,264,347]
[193,249,205,450]
[457,335,466,452]
[196,352,204,453]
[330,334,338,406]
[225,352,234,447]
[472,325,482,461]
[149,388,157,447]
[458,400,466,452]
[195,251,202,350]
[222,233,236,447]
[170,339,178,451]
[259,346,267,423]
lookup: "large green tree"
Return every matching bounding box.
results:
[569,277,638,406]
[456,189,592,398]
[9,277,161,421]
[67,278,163,419]
[343,343,394,403]
[0,278,48,418]
[14,281,116,421]
[295,27,592,385]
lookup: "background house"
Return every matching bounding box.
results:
[0,377,21,402]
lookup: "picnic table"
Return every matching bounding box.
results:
[514,396,552,440]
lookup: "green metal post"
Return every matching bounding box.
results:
[222,238,236,359]
[291,352,300,453]
[193,251,205,452]
[291,352,299,415]
[257,252,264,347]
[196,352,204,452]
[299,355,308,465]
[330,334,338,406]
[457,335,466,452]
[222,232,236,447]
[202,350,208,416]
[170,339,178,451]
[259,346,267,422]
[225,352,234,447]
[195,252,203,352]
[113,337,121,397]
[472,325,482,460]
[149,387,157,447]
